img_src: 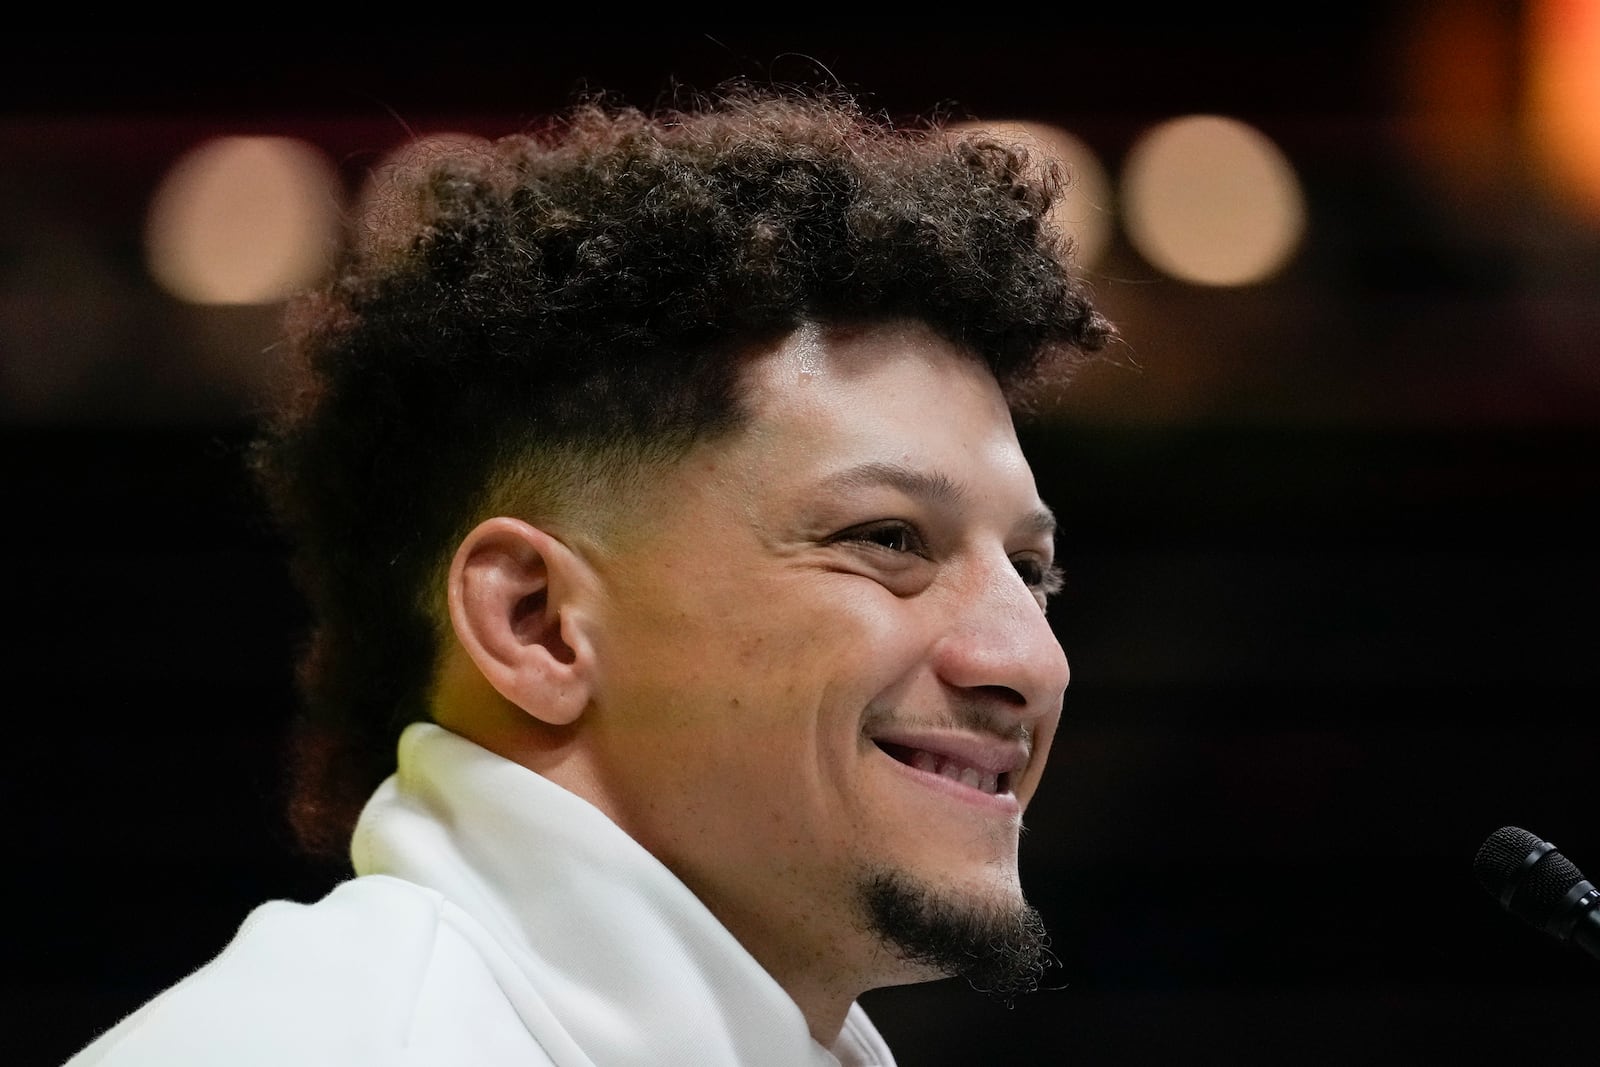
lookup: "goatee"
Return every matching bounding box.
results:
[859,869,1056,1006]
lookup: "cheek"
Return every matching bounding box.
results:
[712,570,910,670]
[602,571,932,762]
[733,591,926,734]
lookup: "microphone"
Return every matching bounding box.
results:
[1473,825,1600,965]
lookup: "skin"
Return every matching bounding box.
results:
[439,318,1070,1046]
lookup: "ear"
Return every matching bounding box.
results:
[447,516,597,726]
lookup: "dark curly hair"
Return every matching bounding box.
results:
[248,83,1118,862]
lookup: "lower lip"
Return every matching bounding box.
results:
[875,745,1023,816]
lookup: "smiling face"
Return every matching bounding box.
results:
[578,319,1070,1029]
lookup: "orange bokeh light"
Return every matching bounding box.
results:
[1526,0,1600,222]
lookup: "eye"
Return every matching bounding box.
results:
[832,520,927,556]
[1013,556,1064,602]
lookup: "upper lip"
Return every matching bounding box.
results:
[867,727,1031,776]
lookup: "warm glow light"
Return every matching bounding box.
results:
[1526,0,1600,221]
[353,132,494,258]
[1120,115,1306,286]
[145,136,343,305]
[949,120,1114,269]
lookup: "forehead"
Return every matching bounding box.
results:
[594,318,1052,581]
[736,319,1016,441]
[717,319,1044,513]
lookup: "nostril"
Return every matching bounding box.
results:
[975,683,1027,707]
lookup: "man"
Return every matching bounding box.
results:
[66,85,1116,1066]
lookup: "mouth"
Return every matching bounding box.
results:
[874,741,1012,796]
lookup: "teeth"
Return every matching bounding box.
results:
[922,752,1000,794]
[880,741,1006,795]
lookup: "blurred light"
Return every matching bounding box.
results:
[949,120,1114,269]
[1391,3,1518,211]
[1120,115,1306,286]
[145,136,343,305]
[1526,0,1600,222]
[353,131,493,259]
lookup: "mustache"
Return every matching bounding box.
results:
[859,698,1034,752]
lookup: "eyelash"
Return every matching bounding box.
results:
[1019,559,1065,598]
[832,520,1063,596]
[834,520,927,556]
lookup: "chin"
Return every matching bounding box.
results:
[855,866,1055,1004]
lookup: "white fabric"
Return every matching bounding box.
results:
[66,722,897,1066]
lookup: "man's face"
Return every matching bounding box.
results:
[582,319,1070,1000]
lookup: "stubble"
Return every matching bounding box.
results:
[858,868,1057,1006]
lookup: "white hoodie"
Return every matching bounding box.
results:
[66,722,897,1066]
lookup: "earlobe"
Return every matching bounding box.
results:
[448,517,596,726]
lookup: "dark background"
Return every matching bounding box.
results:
[7,14,1599,1065]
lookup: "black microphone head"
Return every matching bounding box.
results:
[1474,825,1588,932]
[1473,826,1543,896]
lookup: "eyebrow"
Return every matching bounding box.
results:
[820,460,1058,538]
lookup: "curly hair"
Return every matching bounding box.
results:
[248,83,1118,862]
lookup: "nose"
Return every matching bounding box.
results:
[931,560,1070,721]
